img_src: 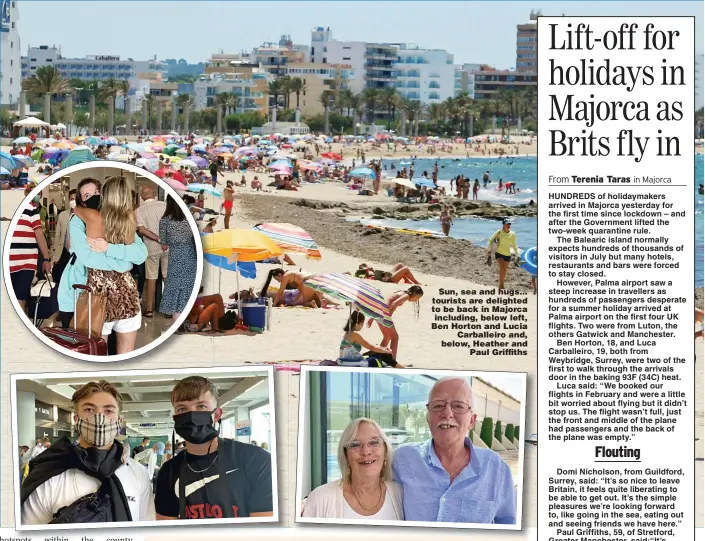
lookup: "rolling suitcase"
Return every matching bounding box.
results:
[41,284,107,356]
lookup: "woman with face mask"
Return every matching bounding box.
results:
[57,177,147,351]
[20,380,155,524]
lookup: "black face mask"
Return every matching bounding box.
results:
[173,410,220,444]
[84,194,101,210]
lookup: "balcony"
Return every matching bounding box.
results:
[428,82,440,89]
[365,74,397,82]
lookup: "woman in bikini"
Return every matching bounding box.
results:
[367,285,424,362]
[355,263,421,284]
[340,310,401,368]
[440,205,453,236]
[259,269,339,308]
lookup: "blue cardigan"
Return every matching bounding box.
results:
[58,216,148,312]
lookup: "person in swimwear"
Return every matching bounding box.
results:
[440,205,453,236]
[259,269,339,308]
[355,263,421,284]
[222,181,235,229]
[367,286,424,362]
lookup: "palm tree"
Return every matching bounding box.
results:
[225,94,237,116]
[362,88,378,124]
[278,76,292,109]
[267,80,283,111]
[143,94,156,133]
[22,66,70,126]
[338,88,354,117]
[380,87,400,130]
[117,80,130,115]
[289,77,307,110]
[402,98,423,137]
[215,92,230,133]
[176,94,193,133]
[99,78,120,135]
[319,90,333,135]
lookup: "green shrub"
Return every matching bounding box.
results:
[494,420,502,442]
[505,424,515,443]
[514,425,520,441]
[480,417,494,448]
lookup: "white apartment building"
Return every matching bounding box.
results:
[193,72,271,114]
[454,63,482,98]
[394,45,455,104]
[21,46,166,81]
[1,0,22,106]
[310,28,366,94]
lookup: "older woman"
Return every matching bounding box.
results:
[302,418,403,520]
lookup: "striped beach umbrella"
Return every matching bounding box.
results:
[253,223,322,260]
[60,148,98,169]
[304,273,393,327]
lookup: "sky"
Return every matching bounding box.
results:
[16,1,703,68]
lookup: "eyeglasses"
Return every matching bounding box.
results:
[427,400,472,414]
[344,438,383,451]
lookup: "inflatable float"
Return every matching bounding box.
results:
[520,246,537,275]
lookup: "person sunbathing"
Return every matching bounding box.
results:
[183,293,233,332]
[258,269,339,308]
[354,263,421,284]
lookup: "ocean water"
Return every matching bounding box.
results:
[381,155,704,287]
[382,155,538,206]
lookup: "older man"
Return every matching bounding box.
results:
[392,377,516,524]
[135,186,167,317]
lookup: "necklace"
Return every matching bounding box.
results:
[351,482,385,513]
[185,451,219,474]
[449,447,469,479]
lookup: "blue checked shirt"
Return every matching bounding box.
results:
[392,437,516,524]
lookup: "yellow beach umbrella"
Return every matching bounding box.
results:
[202,229,284,261]
[202,229,285,316]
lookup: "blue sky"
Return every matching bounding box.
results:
[16,1,703,67]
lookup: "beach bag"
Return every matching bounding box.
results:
[28,273,59,324]
[219,310,238,331]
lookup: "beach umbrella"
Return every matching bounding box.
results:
[154,168,170,178]
[108,152,130,162]
[413,177,436,188]
[253,223,322,260]
[0,166,11,175]
[202,229,284,315]
[393,177,416,190]
[318,158,336,165]
[175,148,188,155]
[221,141,235,147]
[135,158,160,173]
[269,162,292,171]
[163,177,187,192]
[162,146,178,156]
[349,167,375,179]
[31,149,45,162]
[304,273,393,327]
[52,141,75,149]
[172,171,184,182]
[190,156,209,168]
[61,148,98,168]
[187,183,221,197]
[12,155,35,167]
[177,159,198,168]
[193,144,207,152]
[84,136,101,145]
[13,137,32,144]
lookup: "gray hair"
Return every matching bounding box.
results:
[429,377,475,409]
[337,417,393,486]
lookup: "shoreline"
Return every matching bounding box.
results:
[239,193,535,292]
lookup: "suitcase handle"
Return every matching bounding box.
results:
[73,284,91,292]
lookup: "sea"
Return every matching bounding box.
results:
[378,154,704,288]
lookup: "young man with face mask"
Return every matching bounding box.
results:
[21,380,155,525]
[155,376,273,520]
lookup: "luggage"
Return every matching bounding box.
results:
[41,285,107,356]
[28,274,58,327]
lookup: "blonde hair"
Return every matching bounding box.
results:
[101,176,136,244]
[337,417,393,486]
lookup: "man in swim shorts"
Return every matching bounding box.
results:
[223,181,235,229]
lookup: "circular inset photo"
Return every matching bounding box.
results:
[2,162,203,362]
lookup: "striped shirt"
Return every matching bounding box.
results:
[135,198,167,256]
[9,202,42,273]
